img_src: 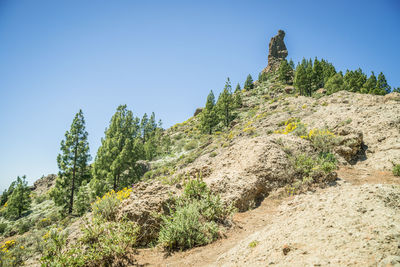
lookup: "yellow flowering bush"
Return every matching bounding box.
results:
[301,128,338,153]
[0,239,24,266]
[92,187,132,221]
[1,240,15,253]
[243,127,256,134]
[274,120,299,134]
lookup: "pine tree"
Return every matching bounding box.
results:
[143,112,159,160]
[393,87,400,93]
[375,72,391,95]
[258,72,268,83]
[294,64,311,96]
[312,58,324,90]
[0,181,16,206]
[51,110,91,214]
[305,63,313,96]
[289,59,295,69]
[92,105,141,193]
[216,78,234,128]
[343,68,367,93]
[321,59,336,84]
[140,113,149,144]
[361,72,377,94]
[200,90,218,134]
[235,83,241,92]
[277,59,293,84]
[5,176,31,219]
[244,74,254,90]
[234,91,242,108]
[325,73,345,95]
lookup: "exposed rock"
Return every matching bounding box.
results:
[32,174,56,195]
[284,86,295,94]
[117,181,180,244]
[263,30,288,73]
[194,108,203,116]
[216,183,400,266]
[316,88,327,94]
[180,134,328,211]
[334,126,364,163]
[384,92,400,102]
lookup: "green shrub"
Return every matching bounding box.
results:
[41,217,139,266]
[91,188,132,222]
[34,194,48,204]
[184,140,197,151]
[158,179,234,251]
[158,201,219,250]
[0,223,7,236]
[16,219,32,234]
[74,183,93,216]
[393,164,400,176]
[210,151,217,157]
[36,218,52,229]
[249,240,259,248]
[0,238,25,267]
[183,179,208,200]
[302,128,339,153]
[292,122,308,137]
[291,152,337,182]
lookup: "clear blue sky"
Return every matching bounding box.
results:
[0,0,399,190]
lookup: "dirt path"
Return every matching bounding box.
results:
[134,166,400,267]
[134,192,287,266]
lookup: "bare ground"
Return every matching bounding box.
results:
[133,166,400,267]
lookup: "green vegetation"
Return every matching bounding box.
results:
[51,110,91,214]
[249,240,259,248]
[1,32,399,266]
[40,187,138,267]
[244,74,254,90]
[3,176,31,220]
[200,90,218,134]
[216,78,235,128]
[293,57,393,96]
[277,59,293,84]
[158,179,234,250]
[393,164,400,176]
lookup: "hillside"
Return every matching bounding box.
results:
[1,30,400,267]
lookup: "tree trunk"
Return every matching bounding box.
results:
[69,144,78,214]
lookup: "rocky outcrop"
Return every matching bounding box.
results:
[32,174,56,195]
[334,126,364,163]
[194,108,203,116]
[117,181,180,244]
[216,183,400,266]
[263,30,288,73]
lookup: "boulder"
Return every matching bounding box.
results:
[117,181,179,244]
[284,86,295,94]
[334,126,363,162]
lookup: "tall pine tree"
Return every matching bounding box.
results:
[200,90,218,134]
[92,105,141,193]
[361,72,377,94]
[51,110,91,214]
[4,176,31,219]
[375,72,391,95]
[312,58,324,90]
[294,63,311,96]
[277,59,293,84]
[216,78,234,127]
[244,74,254,90]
